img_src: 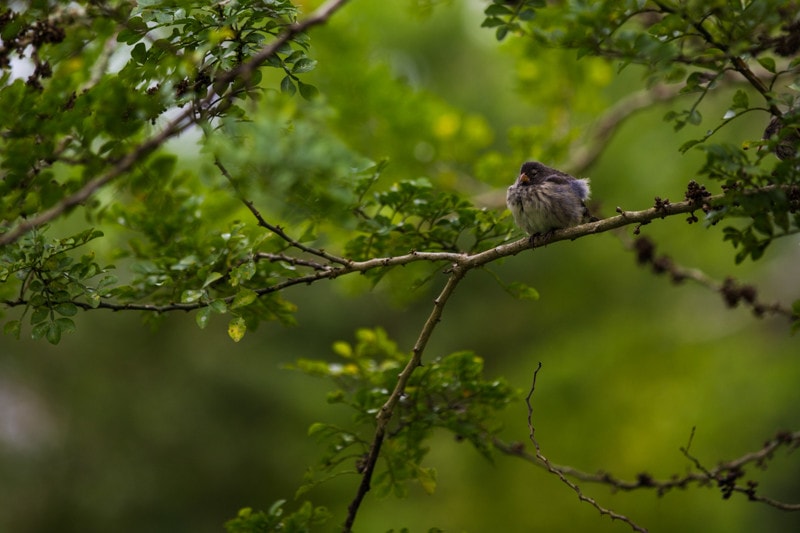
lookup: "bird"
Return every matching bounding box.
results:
[506,161,592,242]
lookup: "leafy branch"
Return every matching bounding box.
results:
[4,181,798,343]
[0,0,352,247]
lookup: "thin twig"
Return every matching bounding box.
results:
[254,252,333,271]
[214,159,352,266]
[525,364,649,532]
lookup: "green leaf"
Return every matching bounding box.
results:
[307,422,328,436]
[196,307,212,329]
[202,271,224,288]
[280,75,296,95]
[55,302,78,317]
[732,89,749,110]
[31,307,50,324]
[231,288,258,309]
[230,261,256,287]
[3,320,21,339]
[292,58,318,74]
[131,42,147,64]
[679,139,702,153]
[209,299,228,314]
[298,80,319,100]
[55,317,76,335]
[46,321,61,345]
[181,289,205,303]
[417,466,437,495]
[485,4,513,16]
[505,281,540,300]
[757,56,776,73]
[31,321,50,341]
[332,340,352,358]
[481,16,504,28]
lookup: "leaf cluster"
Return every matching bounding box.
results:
[1,227,110,343]
[289,328,517,498]
[0,1,325,342]
[224,501,331,533]
[348,172,513,262]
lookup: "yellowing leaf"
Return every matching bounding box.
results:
[332,340,352,358]
[227,317,246,342]
[417,466,437,495]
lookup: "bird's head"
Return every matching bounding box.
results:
[518,161,545,185]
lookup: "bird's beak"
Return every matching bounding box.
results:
[518,173,529,184]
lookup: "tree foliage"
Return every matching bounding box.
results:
[1,1,799,532]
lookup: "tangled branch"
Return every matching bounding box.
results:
[495,427,800,513]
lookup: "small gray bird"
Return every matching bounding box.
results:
[506,161,592,240]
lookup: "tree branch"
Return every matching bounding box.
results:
[650,0,781,115]
[494,427,800,512]
[629,235,795,319]
[342,265,468,532]
[5,185,796,323]
[567,84,684,176]
[214,158,353,266]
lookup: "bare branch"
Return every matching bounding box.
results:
[629,235,796,320]
[567,84,683,177]
[494,428,800,512]
[525,364,649,533]
[254,252,333,272]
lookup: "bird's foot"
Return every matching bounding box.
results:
[528,229,555,248]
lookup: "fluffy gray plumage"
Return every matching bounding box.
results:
[506,161,591,237]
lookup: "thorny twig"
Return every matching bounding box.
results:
[525,363,649,533]
[494,428,800,512]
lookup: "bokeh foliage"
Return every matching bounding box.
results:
[1,1,799,532]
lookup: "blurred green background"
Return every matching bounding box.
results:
[1,1,799,532]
